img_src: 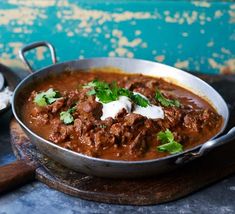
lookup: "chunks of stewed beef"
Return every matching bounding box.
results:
[183,109,221,133]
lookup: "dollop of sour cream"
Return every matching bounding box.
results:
[96,96,132,120]
[133,105,164,119]
[96,92,164,120]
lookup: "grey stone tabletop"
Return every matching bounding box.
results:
[0,69,235,214]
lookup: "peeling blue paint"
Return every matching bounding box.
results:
[0,0,234,74]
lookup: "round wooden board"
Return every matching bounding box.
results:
[10,75,235,205]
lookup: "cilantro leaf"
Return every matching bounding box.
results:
[60,106,77,124]
[99,125,107,129]
[82,81,97,89]
[155,90,180,108]
[118,88,132,97]
[84,80,118,103]
[157,129,183,154]
[157,129,174,144]
[131,94,149,107]
[60,111,74,124]
[87,89,96,96]
[96,89,116,103]
[83,79,109,90]
[34,88,61,107]
[67,106,77,114]
[34,93,47,107]
[47,97,57,104]
[157,141,183,154]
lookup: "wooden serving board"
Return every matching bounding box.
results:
[8,74,235,205]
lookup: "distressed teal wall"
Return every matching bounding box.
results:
[0,0,234,74]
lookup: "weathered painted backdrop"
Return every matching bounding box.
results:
[0,0,234,74]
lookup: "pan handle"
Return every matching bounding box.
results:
[19,41,57,73]
[176,127,235,164]
[0,160,36,194]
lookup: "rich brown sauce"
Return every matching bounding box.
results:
[21,69,223,161]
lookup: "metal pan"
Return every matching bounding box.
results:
[12,41,235,178]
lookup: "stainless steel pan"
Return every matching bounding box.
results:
[12,41,235,178]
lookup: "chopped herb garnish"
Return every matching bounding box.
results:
[87,89,96,96]
[83,80,149,107]
[83,79,109,90]
[60,106,77,125]
[118,88,132,97]
[131,94,149,107]
[60,111,73,125]
[155,90,180,108]
[34,93,47,106]
[157,129,183,154]
[99,125,107,129]
[84,80,118,103]
[34,88,61,107]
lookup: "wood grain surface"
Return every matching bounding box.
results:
[0,160,35,194]
[9,74,235,205]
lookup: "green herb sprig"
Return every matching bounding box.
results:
[157,129,183,154]
[34,88,61,107]
[84,80,117,103]
[131,93,149,107]
[60,106,77,124]
[83,80,149,107]
[99,125,107,129]
[155,90,180,108]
